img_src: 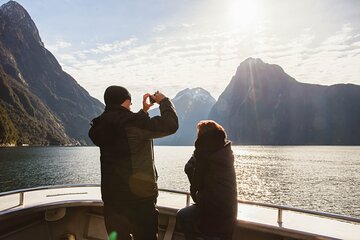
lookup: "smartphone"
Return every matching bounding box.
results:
[149,95,156,104]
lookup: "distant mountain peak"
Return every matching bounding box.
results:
[0,1,43,47]
[1,1,23,8]
[175,87,211,96]
[173,87,215,103]
[239,57,280,70]
[243,57,264,64]
[233,58,289,85]
[210,59,360,145]
[1,1,28,20]
[150,87,216,145]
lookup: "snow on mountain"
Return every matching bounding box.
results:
[150,87,216,145]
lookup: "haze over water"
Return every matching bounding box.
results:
[0,146,359,218]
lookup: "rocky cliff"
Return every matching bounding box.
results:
[0,1,104,145]
[209,58,360,145]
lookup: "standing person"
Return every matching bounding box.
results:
[88,86,178,240]
[177,120,237,240]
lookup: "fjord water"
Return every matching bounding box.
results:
[0,146,359,218]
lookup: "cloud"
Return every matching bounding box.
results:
[46,40,72,53]
[57,54,77,63]
[181,23,195,28]
[88,37,138,54]
[262,25,360,86]
[50,24,360,110]
[153,24,166,32]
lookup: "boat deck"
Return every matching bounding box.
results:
[0,185,359,240]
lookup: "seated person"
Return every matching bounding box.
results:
[177,120,237,240]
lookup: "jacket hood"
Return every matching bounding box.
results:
[194,129,234,167]
[195,130,226,155]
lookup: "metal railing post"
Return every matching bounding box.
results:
[186,194,190,206]
[19,192,24,206]
[277,208,283,226]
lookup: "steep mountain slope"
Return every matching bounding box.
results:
[209,58,360,145]
[0,1,104,145]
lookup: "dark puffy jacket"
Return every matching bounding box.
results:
[185,130,237,236]
[89,98,178,205]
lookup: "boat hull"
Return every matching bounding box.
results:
[0,185,359,240]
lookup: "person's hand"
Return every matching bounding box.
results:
[153,91,166,103]
[142,93,153,113]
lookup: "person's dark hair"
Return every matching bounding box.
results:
[104,85,131,105]
[194,120,227,155]
[197,120,226,138]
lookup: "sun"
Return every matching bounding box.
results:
[228,0,260,31]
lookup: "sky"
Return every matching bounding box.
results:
[1,0,360,110]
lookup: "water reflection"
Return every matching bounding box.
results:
[233,146,360,217]
[0,145,359,217]
[0,147,101,191]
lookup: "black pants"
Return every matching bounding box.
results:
[104,199,158,240]
[177,205,231,240]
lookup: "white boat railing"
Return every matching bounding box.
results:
[158,188,360,225]
[0,184,359,225]
[236,198,360,225]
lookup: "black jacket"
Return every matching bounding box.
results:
[185,130,237,236]
[89,98,178,205]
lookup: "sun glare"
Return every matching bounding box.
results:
[228,0,260,31]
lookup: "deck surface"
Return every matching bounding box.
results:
[0,186,359,240]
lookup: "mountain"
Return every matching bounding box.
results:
[150,88,216,145]
[209,58,360,145]
[0,1,104,145]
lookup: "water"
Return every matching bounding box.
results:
[0,146,359,218]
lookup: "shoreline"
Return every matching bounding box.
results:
[1,144,360,148]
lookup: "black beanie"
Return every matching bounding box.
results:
[104,86,131,105]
